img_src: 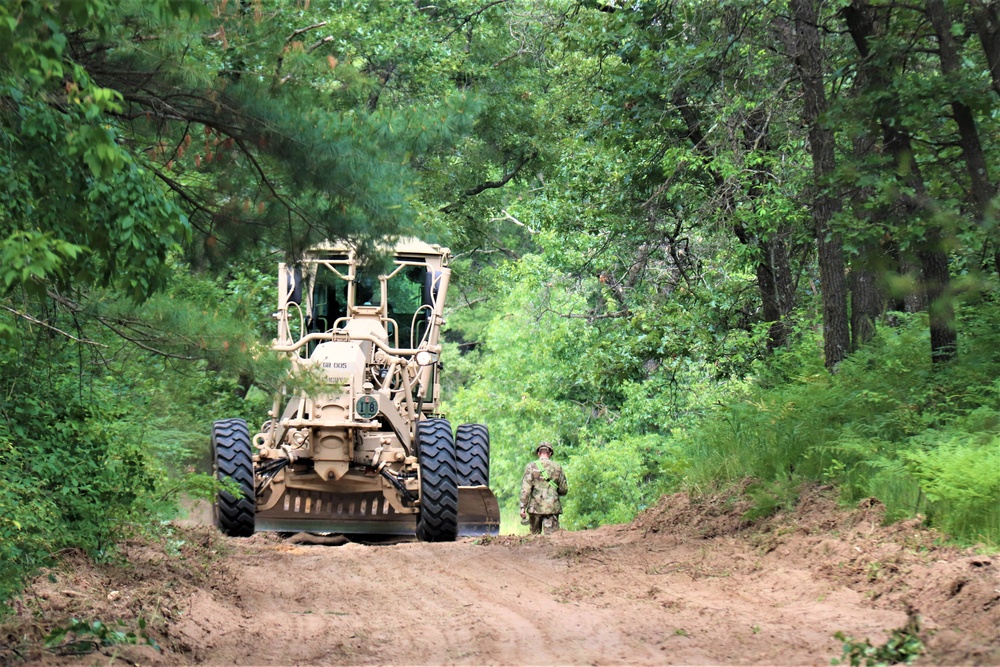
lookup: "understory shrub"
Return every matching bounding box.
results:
[901,434,1000,543]
[562,433,681,529]
[678,305,1000,545]
[0,393,161,603]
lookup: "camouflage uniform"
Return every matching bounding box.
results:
[519,457,568,534]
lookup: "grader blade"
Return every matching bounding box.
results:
[456,486,501,537]
[254,487,501,537]
[255,490,414,535]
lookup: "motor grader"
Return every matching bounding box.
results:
[211,239,499,541]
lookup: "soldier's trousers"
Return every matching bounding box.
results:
[528,514,560,534]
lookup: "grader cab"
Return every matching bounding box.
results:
[211,239,499,541]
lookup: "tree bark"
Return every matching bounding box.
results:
[850,268,883,350]
[917,234,957,362]
[760,236,796,350]
[843,0,957,362]
[791,0,850,369]
[675,93,796,351]
[970,0,1000,96]
[844,125,889,348]
[927,0,997,217]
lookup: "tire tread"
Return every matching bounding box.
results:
[212,418,255,537]
[415,418,458,542]
[455,423,489,487]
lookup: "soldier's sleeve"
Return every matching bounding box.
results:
[519,463,534,507]
[557,465,568,497]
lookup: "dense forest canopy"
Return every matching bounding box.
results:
[1,0,997,601]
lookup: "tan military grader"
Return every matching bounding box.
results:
[211,239,499,541]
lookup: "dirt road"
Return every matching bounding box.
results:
[8,489,998,666]
[175,532,906,665]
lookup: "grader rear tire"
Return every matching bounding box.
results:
[212,418,255,537]
[455,423,489,487]
[415,418,458,542]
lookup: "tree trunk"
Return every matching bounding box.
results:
[918,232,957,361]
[675,93,796,350]
[927,0,997,217]
[791,0,850,369]
[898,253,926,313]
[970,0,1000,96]
[843,0,957,362]
[760,235,796,350]
[844,115,889,347]
[970,1,999,287]
[850,267,883,350]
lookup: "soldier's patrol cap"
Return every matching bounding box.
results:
[536,442,554,455]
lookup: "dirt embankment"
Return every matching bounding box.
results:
[3,487,997,666]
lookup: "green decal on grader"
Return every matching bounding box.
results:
[355,395,378,419]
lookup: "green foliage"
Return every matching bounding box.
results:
[444,252,715,527]
[679,305,1000,544]
[902,432,1000,544]
[741,480,801,524]
[563,434,677,529]
[0,80,191,300]
[0,253,280,604]
[0,0,197,302]
[44,616,159,655]
[832,622,924,667]
[443,254,597,509]
[0,232,84,293]
[0,350,161,601]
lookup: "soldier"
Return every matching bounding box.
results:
[519,442,568,534]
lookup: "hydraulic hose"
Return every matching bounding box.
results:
[378,466,415,504]
[255,458,288,497]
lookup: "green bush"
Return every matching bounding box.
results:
[562,434,679,529]
[0,262,274,606]
[0,390,159,601]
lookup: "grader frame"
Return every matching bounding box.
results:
[211,239,498,541]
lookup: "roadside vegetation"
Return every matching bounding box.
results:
[443,270,1000,546]
[2,0,998,612]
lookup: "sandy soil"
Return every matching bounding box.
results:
[3,487,998,666]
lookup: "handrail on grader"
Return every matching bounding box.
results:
[272,330,441,359]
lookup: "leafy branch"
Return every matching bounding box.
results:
[441,149,539,213]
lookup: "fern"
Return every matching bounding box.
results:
[902,437,1000,544]
[678,304,1000,545]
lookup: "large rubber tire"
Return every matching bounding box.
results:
[212,418,255,537]
[455,423,490,487]
[415,418,458,542]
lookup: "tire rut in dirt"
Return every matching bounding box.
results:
[212,418,255,537]
[416,418,458,542]
[455,423,489,487]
